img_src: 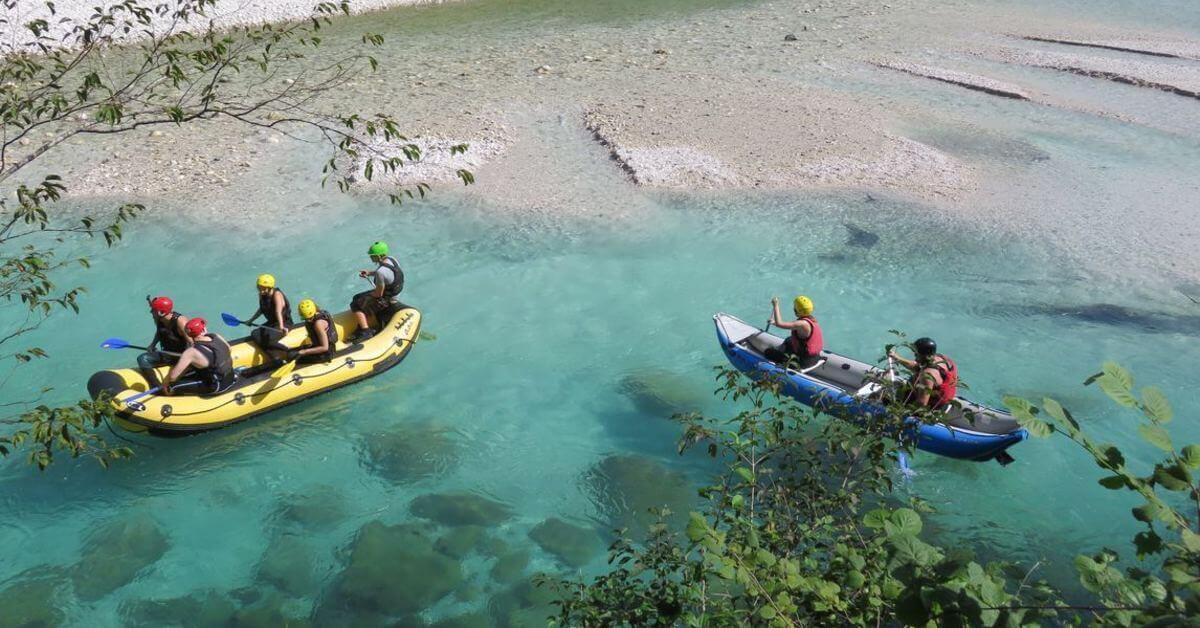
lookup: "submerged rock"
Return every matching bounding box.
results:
[488,579,559,628]
[584,455,694,539]
[0,567,69,627]
[122,589,237,627]
[275,484,348,531]
[436,525,486,558]
[430,611,492,628]
[411,492,513,527]
[617,369,708,417]
[529,518,604,567]
[256,534,320,598]
[317,520,463,621]
[71,513,170,601]
[359,423,463,484]
[490,549,531,586]
[842,222,880,248]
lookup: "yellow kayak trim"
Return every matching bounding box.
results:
[87,307,420,434]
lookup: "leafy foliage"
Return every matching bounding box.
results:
[544,363,1198,625]
[1,1,464,469]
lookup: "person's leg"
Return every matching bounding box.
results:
[350,290,373,337]
[137,351,164,386]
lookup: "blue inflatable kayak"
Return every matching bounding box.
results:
[714,313,1026,464]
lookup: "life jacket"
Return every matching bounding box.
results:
[192,335,235,392]
[378,256,404,299]
[258,288,294,328]
[911,355,958,409]
[156,312,188,353]
[787,316,824,359]
[304,310,339,360]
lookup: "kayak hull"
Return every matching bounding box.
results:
[714,313,1026,463]
[88,307,420,434]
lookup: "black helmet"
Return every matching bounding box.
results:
[913,337,937,358]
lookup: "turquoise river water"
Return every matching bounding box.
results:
[2,0,1200,626]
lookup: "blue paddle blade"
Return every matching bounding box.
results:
[100,337,130,349]
[221,312,242,328]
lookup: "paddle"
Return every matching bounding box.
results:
[270,358,298,379]
[221,312,281,331]
[100,338,180,357]
[120,386,162,405]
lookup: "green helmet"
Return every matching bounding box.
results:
[368,241,389,257]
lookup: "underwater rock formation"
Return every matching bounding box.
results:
[256,534,321,598]
[411,492,513,527]
[71,513,170,601]
[842,222,880,248]
[435,525,486,558]
[359,422,463,483]
[488,578,559,628]
[317,520,463,621]
[0,567,70,627]
[529,518,604,567]
[274,484,348,531]
[490,549,531,586]
[617,369,708,417]
[584,454,695,539]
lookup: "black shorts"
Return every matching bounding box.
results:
[250,326,287,351]
[350,290,389,315]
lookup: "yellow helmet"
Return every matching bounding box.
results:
[793,295,814,317]
[256,274,276,289]
[298,299,317,320]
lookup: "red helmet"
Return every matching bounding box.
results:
[185,317,207,338]
[150,296,173,316]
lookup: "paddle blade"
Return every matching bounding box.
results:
[221,312,243,328]
[100,337,131,350]
[270,360,298,379]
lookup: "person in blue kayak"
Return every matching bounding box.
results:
[889,337,959,411]
[290,299,339,364]
[348,241,404,342]
[245,273,293,358]
[138,295,190,386]
[162,318,235,396]
[767,295,824,369]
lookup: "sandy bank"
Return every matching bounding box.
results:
[1,0,456,45]
[983,47,1200,100]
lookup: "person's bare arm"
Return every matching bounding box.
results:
[888,348,918,370]
[175,315,193,347]
[769,297,808,331]
[162,349,198,394]
[272,291,287,329]
[297,320,330,356]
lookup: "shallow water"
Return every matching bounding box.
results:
[3,0,1200,624]
[2,181,1199,622]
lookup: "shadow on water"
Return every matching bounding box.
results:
[1024,303,1200,336]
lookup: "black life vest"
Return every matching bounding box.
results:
[378,256,404,298]
[156,312,187,353]
[304,310,339,360]
[258,289,294,328]
[193,335,235,391]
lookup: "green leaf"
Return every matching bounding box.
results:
[863,509,889,530]
[1103,362,1134,390]
[1042,397,1080,430]
[1097,475,1126,490]
[734,466,754,483]
[884,508,922,537]
[890,535,941,567]
[685,512,708,543]
[1152,465,1190,492]
[1140,387,1173,424]
[758,605,777,620]
[1098,375,1138,408]
[1016,414,1054,438]
[1138,424,1174,452]
[1181,445,1200,470]
[1181,528,1200,553]
[731,494,745,510]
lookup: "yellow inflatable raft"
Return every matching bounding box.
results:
[87,307,421,434]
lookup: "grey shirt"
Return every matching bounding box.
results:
[373,257,397,289]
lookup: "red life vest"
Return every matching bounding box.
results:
[788,316,824,358]
[930,355,958,408]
